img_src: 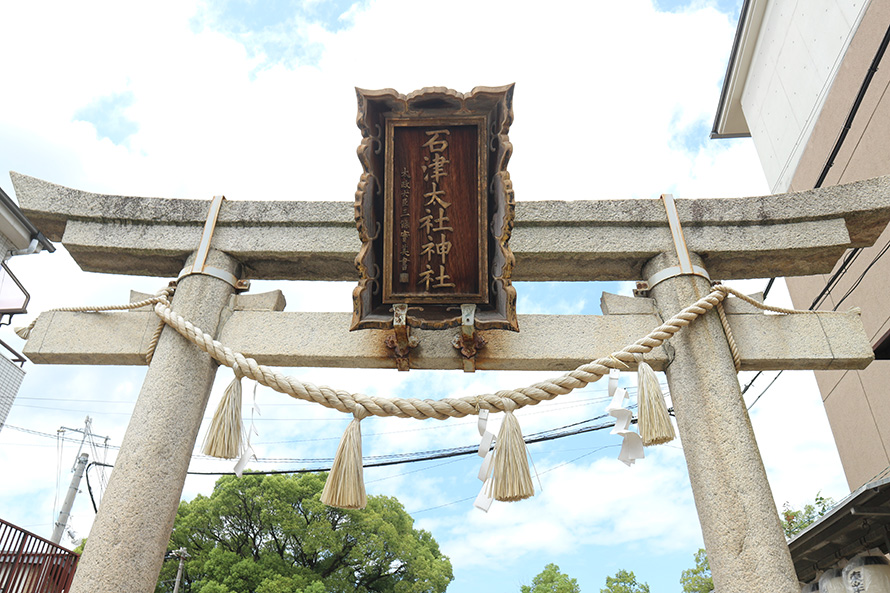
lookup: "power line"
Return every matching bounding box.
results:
[741,371,763,395]
[762,277,776,300]
[747,235,890,409]
[832,238,890,311]
[82,415,631,512]
[810,248,862,310]
[10,384,637,427]
[746,371,783,411]
[4,380,666,450]
[96,415,617,469]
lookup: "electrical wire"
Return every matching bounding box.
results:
[747,237,890,409]
[4,381,667,451]
[12,382,636,424]
[810,248,863,310]
[741,371,763,395]
[747,242,873,409]
[832,238,890,311]
[746,371,783,411]
[5,425,122,449]
[82,414,633,512]
[407,444,619,515]
[762,277,776,300]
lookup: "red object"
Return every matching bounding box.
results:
[0,518,79,593]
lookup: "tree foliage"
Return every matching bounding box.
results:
[780,492,835,538]
[601,569,649,593]
[680,549,713,593]
[521,563,580,593]
[156,472,452,593]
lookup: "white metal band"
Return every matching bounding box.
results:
[177,265,241,288]
[661,193,694,275]
[176,195,246,290]
[647,265,711,289]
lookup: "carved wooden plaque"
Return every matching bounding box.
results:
[353,85,517,331]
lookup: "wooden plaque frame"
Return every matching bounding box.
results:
[352,85,518,331]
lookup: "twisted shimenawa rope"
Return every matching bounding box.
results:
[149,283,807,420]
[15,285,176,366]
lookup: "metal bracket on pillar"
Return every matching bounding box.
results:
[384,304,419,371]
[452,304,486,373]
[178,195,250,292]
[636,193,710,297]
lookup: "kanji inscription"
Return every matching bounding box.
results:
[384,121,486,303]
[353,85,517,331]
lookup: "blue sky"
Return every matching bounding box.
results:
[0,1,852,592]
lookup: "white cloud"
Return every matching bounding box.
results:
[0,1,847,592]
[436,445,700,573]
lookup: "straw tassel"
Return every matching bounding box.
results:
[321,408,368,510]
[202,374,245,459]
[636,357,676,446]
[15,322,35,340]
[489,401,535,502]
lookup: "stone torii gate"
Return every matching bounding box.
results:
[12,171,890,593]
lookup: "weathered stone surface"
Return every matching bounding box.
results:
[229,290,286,312]
[131,289,287,312]
[69,249,238,593]
[728,309,873,369]
[24,310,158,365]
[12,172,890,281]
[644,252,799,593]
[23,308,873,371]
[600,292,658,314]
[722,291,764,314]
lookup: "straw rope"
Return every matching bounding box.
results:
[16,285,176,364]
[715,301,741,371]
[15,282,810,420]
[145,282,808,420]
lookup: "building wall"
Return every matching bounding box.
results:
[0,233,15,260]
[740,0,868,192]
[776,0,890,490]
[0,353,25,431]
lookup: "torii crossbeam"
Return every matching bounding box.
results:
[12,172,890,593]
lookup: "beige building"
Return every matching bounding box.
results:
[713,0,890,493]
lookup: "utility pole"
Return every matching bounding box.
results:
[171,548,189,593]
[51,452,88,544]
[50,416,111,546]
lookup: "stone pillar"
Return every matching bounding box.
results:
[642,252,798,593]
[70,249,239,593]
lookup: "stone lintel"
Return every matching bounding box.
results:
[130,289,288,312]
[12,172,890,282]
[24,310,159,365]
[22,309,873,371]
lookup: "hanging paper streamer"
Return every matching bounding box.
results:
[234,381,261,477]
[474,479,494,512]
[234,444,255,478]
[609,368,620,400]
[474,408,495,512]
[606,369,644,466]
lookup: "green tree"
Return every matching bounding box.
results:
[73,539,86,555]
[521,563,580,593]
[680,549,713,593]
[780,492,835,538]
[601,569,649,593]
[156,472,452,593]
